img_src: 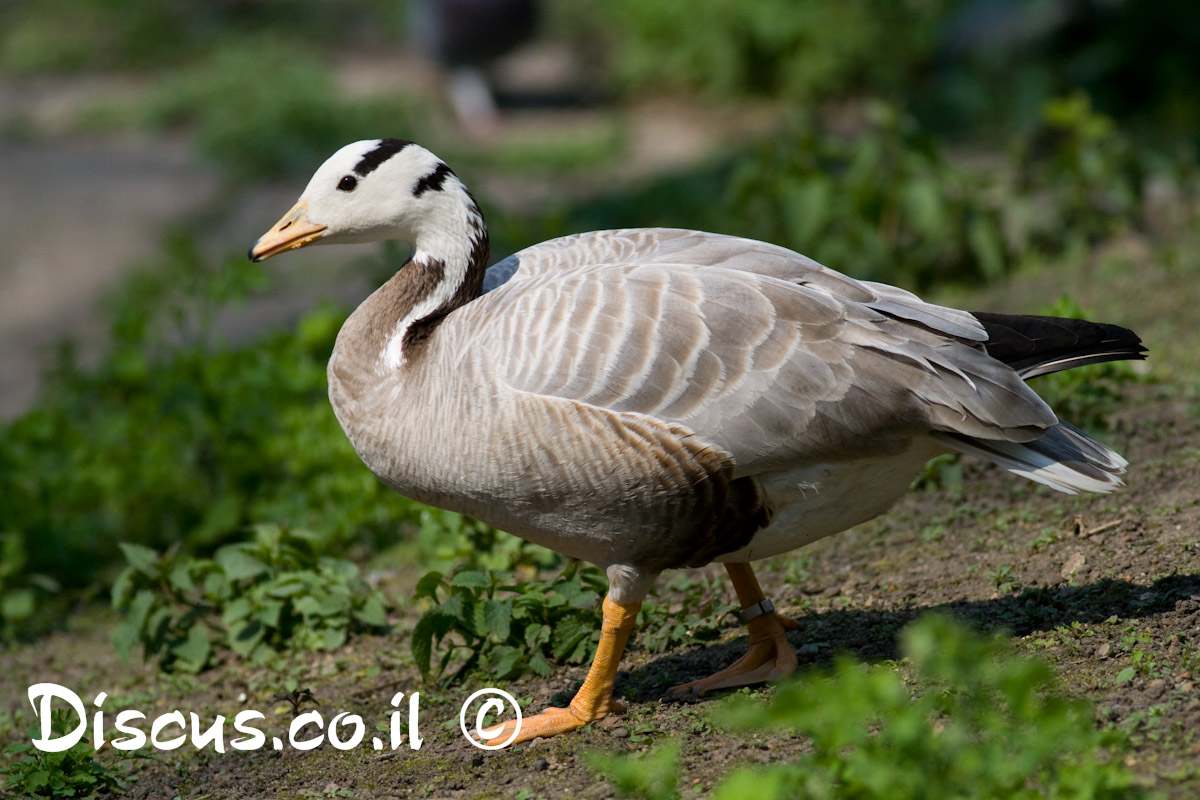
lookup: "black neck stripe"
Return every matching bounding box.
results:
[413,162,453,197]
[353,138,413,177]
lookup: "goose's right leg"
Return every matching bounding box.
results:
[666,561,799,697]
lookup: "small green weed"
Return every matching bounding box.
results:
[1,711,126,798]
[411,562,606,684]
[589,615,1146,799]
[989,564,1020,594]
[638,572,731,654]
[111,524,391,672]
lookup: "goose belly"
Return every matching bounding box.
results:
[716,437,944,563]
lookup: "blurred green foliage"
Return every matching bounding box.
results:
[111,525,391,672]
[413,508,558,576]
[0,0,403,74]
[730,101,1009,286]
[143,38,418,179]
[598,0,1200,144]
[0,233,427,640]
[558,95,1188,291]
[589,615,1146,799]
[599,0,949,105]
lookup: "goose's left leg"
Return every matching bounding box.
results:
[478,566,650,745]
[666,561,799,697]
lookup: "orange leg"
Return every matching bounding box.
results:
[666,562,799,697]
[479,595,640,745]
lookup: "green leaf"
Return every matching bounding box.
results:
[320,626,347,650]
[27,769,51,791]
[118,542,160,575]
[1115,667,1136,684]
[524,623,551,649]
[414,571,444,601]
[1,588,36,621]
[551,616,593,662]
[313,592,351,617]
[123,588,157,630]
[214,546,269,581]
[491,646,522,679]
[411,615,438,680]
[227,619,265,657]
[221,596,254,625]
[254,599,284,628]
[528,651,551,677]
[264,576,308,597]
[482,599,512,641]
[354,596,388,628]
[171,624,211,672]
[449,570,491,589]
[110,566,136,610]
[167,561,196,593]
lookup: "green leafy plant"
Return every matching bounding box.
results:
[638,572,732,654]
[590,616,1145,800]
[410,562,606,684]
[414,508,560,575]
[0,532,61,641]
[729,102,1010,288]
[597,0,947,105]
[1013,92,1149,251]
[111,524,391,672]
[1,711,125,798]
[0,233,440,640]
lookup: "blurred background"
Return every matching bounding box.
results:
[0,0,1197,645]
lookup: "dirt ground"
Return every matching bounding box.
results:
[2,240,1198,798]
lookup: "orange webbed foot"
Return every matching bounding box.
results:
[665,610,798,697]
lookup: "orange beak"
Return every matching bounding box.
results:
[248,200,328,262]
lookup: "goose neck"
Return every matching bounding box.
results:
[379,193,489,369]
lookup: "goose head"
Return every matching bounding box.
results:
[249,139,483,263]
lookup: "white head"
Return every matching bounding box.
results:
[249,139,484,263]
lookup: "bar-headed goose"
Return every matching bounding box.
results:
[250,139,1145,744]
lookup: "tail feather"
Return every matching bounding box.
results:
[971,312,1147,379]
[933,421,1127,495]
[935,311,1145,494]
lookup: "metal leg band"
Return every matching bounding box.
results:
[736,598,775,624]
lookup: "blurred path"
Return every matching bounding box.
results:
[0,139,220,416]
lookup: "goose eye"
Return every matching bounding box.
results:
[337,175,358,192]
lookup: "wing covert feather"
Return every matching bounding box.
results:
[465,231,1051,476]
